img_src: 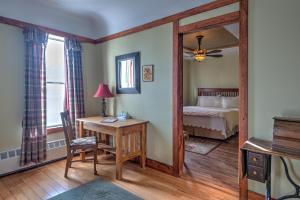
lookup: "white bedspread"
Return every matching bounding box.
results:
[183,106,239,137]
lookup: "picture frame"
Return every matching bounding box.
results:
[142,65,154,82]
[115,52,141,94]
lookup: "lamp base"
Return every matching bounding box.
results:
[102,98,107,117]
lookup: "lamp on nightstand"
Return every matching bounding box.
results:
[93,83,114,117]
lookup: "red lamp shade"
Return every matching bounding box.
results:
[93,83,114,98]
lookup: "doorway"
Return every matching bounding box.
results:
[182,24,240,192]
[172,1,248,199]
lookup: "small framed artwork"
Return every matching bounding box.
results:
[142,65,154,82]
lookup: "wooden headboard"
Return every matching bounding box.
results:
[198,88,239,97]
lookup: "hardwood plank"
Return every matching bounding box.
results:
[0,180,15,199]
[0,157,242,200]
[21,174,51,200]
[1,177,29,200]
[183,136,239,194]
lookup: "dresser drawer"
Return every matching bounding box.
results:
[247,165,266,183]
[248,152,265,167]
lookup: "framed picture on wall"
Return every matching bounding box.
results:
[142,65,154,82]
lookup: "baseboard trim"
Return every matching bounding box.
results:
[248,191,276,200]
[0,156,67,178]
[146,158,174,175]
[1,154,174,179]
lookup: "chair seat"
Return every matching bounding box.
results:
[71,136,96,146]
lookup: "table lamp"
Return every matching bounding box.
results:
[93,83,114,117]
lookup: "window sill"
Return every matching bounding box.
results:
[47,126,64,134]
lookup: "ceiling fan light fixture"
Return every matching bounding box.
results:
[194,54,205,62]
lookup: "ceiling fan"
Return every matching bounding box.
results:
[184,35,223,62]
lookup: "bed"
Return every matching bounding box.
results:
[183,88,239,140]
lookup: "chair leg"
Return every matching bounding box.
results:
[69,150,74,168]
[94,148,98,175]
[65,152,71,178]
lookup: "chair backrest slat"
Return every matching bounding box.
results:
[60,111,75,148]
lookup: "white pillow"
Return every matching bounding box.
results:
[197,96,222,107]
[221,96,239,108]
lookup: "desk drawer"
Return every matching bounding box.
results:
[247,165,266,183]
[248,152,265,167]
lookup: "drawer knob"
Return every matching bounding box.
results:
[253,170,257,175]
[252,157,257,162]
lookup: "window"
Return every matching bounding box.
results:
[45,35,65,128]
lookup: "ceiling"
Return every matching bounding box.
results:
[0,0,213,39]
[183,23,239,51]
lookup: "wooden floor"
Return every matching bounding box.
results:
[0,138,263,200]
[183,135,239,194]
[0,154,240,200]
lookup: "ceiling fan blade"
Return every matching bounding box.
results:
[184,52,194,55]
[183,47,194,52]
[184,55,194,57]
[206,54,223,57]
[206,49,222,54]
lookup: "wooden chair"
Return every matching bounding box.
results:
[60,111,98,177]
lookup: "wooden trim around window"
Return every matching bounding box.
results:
[0,16,96,44]
[172,0,248,199]
[95,0,238,43]
[239,0,249,199]
[47,126,64,134]
[178,11,240,34]
[172,20,184,176]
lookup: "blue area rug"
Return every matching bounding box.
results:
[49,179,143,200]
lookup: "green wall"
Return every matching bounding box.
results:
[183,47,239,105]
[0,23,101,152]
[96,23,173,165]
[0,24,24,152]
[1,0,300,197]
[248,0,300,197]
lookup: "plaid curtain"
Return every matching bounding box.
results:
[20,27,48,165]
[64,38,85,130]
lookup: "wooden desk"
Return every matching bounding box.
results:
[241,137,300,200]
[76,116,148,180]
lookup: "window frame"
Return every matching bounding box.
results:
[45,35,65,134]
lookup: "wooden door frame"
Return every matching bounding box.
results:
[172,0,248,199]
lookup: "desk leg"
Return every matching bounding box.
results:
[78,121,86,161]
[140,123,147,169]
[116,128,123,180]
[277,157,300,200]
[266,155,272,200]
